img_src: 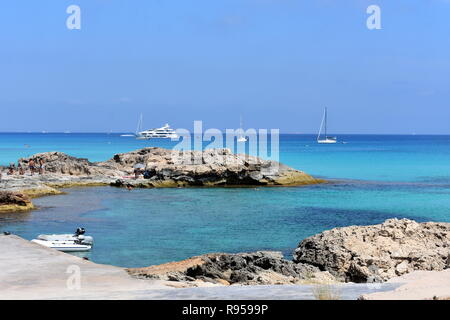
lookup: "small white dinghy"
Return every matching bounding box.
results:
[31,228,93,252]
[31,239,92,252]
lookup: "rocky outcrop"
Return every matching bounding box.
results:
[293,219,450,283]
[13,147,322,188]
[102,148,321,187]
[0,191,34,212]
[127,251,336,286]
[1,148,322,212]
[18,152,120,176]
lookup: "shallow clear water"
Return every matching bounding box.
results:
[1,134,449,267]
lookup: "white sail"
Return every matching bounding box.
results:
[237,115,247,142]
[135,114,143,135]
[317,109,326,142]
[317,107,337,144]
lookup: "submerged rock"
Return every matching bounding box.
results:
[127,251,336,286]
[0,191,34,212]
[293,218,450,282]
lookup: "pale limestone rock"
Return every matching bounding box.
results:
[0,148,323,203]
[293,218,450,282]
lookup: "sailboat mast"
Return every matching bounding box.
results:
[317,107,337,143]
[136,113,143,135]
[317,108,325,141]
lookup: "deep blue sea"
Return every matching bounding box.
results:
[1,133,449,267]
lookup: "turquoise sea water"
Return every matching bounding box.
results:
[1,133,450,182]
[1,133,450,267]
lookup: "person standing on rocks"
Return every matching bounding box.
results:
[38,158,45,175]
[18,162,24,175]
[8,163,15,175]
[28,159,36,176]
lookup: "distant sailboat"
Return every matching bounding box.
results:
[317,108,337,144]
[135,114,147,140]
[120,116,139,137]
[237,116,247,142]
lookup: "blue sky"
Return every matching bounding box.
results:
[0,0,449,133]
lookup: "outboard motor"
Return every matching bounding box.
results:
[74,227,93,245]
[75,227,86,236]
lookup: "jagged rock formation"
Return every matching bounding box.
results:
[0,191,34,212]
[13,147,322,187]
[293,218,450,283]
[104,148,321,186]
[129,219,450,286]
[0,148,322,212]
[18,152,119,176]
[127,251,336,286]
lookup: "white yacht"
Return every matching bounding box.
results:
[317,107,337,144]
[31,228,93,252]
[134,114,178,139]
[136,123,178,139]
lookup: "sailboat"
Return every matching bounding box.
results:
[237,116,247,142]
[317,108,337,144]
[135,114,147,140]
[121,114,142,137]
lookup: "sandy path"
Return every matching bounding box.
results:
[361,269,450,300]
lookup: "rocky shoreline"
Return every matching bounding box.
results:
[127,251,337,287]
[126,218,450,287]
[294,218,450,283]
[0,191,34,212]
[0,147,324,212]
[1,149,448,297]
[0,218,448,298]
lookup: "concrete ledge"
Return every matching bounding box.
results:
[0,234,169,299]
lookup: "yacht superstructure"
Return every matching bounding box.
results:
[136,123,178,139]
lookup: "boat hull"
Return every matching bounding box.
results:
[136,134,178,139]
[31,239,92,252]
[317,139,337,144]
